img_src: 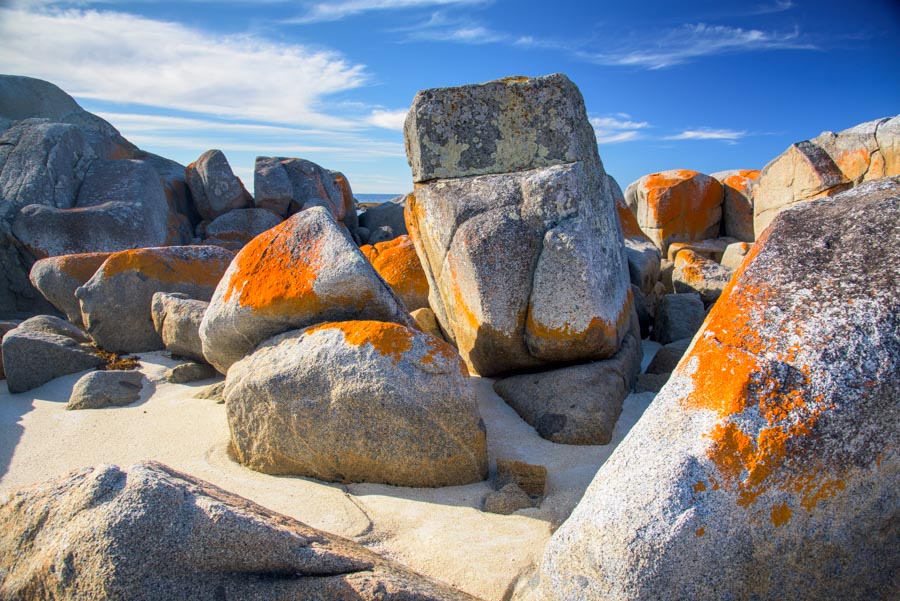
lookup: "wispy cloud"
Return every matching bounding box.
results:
[0,6,368,127]
[591,114,651,144]
[665,128,748,142]
[366,108,409,130]
[393,11,508,44]
[291,0,489,24]
[577,23,815,69]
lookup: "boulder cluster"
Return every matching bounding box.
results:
[1,72,897,600]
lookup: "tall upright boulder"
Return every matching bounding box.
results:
[360,235,430,312]
[540,177,900,601]
[403,74,633,377]
[712,169,760,242]
[185,149,252,221]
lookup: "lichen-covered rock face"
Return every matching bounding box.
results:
[29,252,112,327]
[0,462,478,601]
[672,248,734,303]
[200,207,413,373]
[150,292,209,362]
[753,115,900,237]
[225,320,488,487]
[712,169,760,242]
[253,156,355,225]
[360,235,429,312]
[540,177,900,601]
[77,246,233,353]
[1,315,103,393]
[186,149,252,221]
[624,169,724,255]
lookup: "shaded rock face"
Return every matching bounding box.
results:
[712,169,760,242]
[202,208,282,250]
[672,249,734,303]
[77,246,233,353]
[29,252,112,328]
[226,321,488,487]
[404,76,631,377]
[754,115,900,236]
[653,292,705,345]
[360,235,430,312]
[150,292,209,362]
[0,321,21,380]
[0,461,478,601]
[67,370,144,410]
[253,156,356,227]
[200,206,413,374]
[1,315,102,393]
[358,195,408,241]
[615,196,661,295]
[540,177,900,601]
[186,149,252,221]
[625,169,724,255]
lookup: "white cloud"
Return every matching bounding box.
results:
[292,0,489,24]
[591,114,650,144]
[577,23,815,69]
[367,108,409,130]
[0,6,368,127]
[665,128,747,141]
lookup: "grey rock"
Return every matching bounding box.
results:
[132,150,196,243]
[194,381,225,403]
[29,252,111,328]
[225,320,488,487]
[653,292,705,344]
[67,370,144,410]
[203,208,282,248]
[367,225,396,245]
[672,249,734,303]
[493,331,641,445]
[646,337,692,374]
[0,461,479,600]
[200,207,413,374]
[355,226,371,244]
[483,483,533,515]
[186,149,252,221]
[495,458,547,497]
[616,195,661,294]
[1,315,102,393]
[540,176,900,601]
[720,241,753,270]
[253,156,355,225]
[634,372,669,393]
[150,292,209,362]
[0,320,20,379]
[78,246,233,353]
[165,362,218,384]
[358,195,408,240]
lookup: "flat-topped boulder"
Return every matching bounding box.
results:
[226,320,487,487]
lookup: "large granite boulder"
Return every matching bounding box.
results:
[150,292,209,362]
[540,177,900,601]
[66,370,144,410]
[185,149,252,221]
[1,315,103,393]
[404,74,632,376]
[624,169,724,255]
[754,115,900,236]
[0,320,21,380]
[653,292,705,344]
[712,169,760,242]
[29,252,112,327]
[0,461,478,600]
[200,207,413,373]
[226,320,488,487]
[77,246,233,353]
[253,156,356,227]
[672,249,734,304]
[360,234,429,312]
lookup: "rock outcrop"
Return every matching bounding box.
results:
[253,156,356,228]
[150,292,209,362]
[186,149,252,221]
[0,461,478,600]
[540,177,900,601]
[226,320,487,486]
[77,246,232,353]
[360,234,429,312]
[29,252,111,327]
[200,207,413,373]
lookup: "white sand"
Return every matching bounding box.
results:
[0,343,659,600]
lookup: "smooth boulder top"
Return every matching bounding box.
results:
[66,369,144,410]
[226,320,488,487]
[540,177,900,601]
[405,73,602,182]
[0,461,478,601]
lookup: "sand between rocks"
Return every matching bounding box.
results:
[0,345,659,600]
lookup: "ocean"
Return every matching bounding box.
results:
[355,193,402,204]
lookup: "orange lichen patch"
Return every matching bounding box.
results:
[54,252,112,283]
[771,502,792,527]
[641,171,723,249]
[332,173,353,221]
[695,527,706,536]
[674,250,711,286]
[403,192,421,246]
[722,170,761,194]
[421,333,469,377]
[306,320,414,364]
[363,236,429,306]
[101,248,229,288]
[834,147,871,182]
[693,481,707,493]
[615,200,651,241]
[501,75,530,84]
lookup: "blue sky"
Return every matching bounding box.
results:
[1,0,898,193]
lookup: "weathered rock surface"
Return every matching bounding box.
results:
[360,235,429,312]
[483,483,533,515]
[493,331,641,445]
[1,315,102,393]
[28,252,111,327]
[653,292,705,344]
[358,195,408,241]
[672,249,734,303]
[615,197,661,295]
[226,320,487,487]
[625,170,724,254]
[645,337,692,375]
[165,362,218,383]
[202,208,282,249]
[665,237,736,263]
[712,169,760,242]
[150,292,209,362]
[186,149,252,221]
[0,461,478,600]
[540,177,900,601]
[0,320,20,379]
[200,207,413,373]
[253,156,355,226]
[78,246,232,353]
[411,307,444,340]
[720,241,753,270]
[67,369,144,410]
[495,458,547,497]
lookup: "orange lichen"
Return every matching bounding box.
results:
[673,250,710,286]
[54,252,112,283]
[770,502,792,527]
[695,527,706,536]
[525,291,632,359]
[101,248,230,288]
[615,200,651,241]
[362,236,429,308]
[834,147,871,182]
[306,320,413,364]
[722,170,761,194]
[693,481,707,493]
[641,170,723,251]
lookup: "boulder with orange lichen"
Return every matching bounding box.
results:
[672,248,734,304]
[200,206,414,373]
[76,246,233,353]
[712,169,760,242]
[540,177,900,601]
[360,234,429,311]
[615,194,661,295]
[624,169,724,255]
[225,320,487,487]
[28,252,111,327]
[186,149,252,221]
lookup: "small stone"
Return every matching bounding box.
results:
[483,483,534,515]
[67,370,144,410]
[194,381,225,403]
[165,362,218,384]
